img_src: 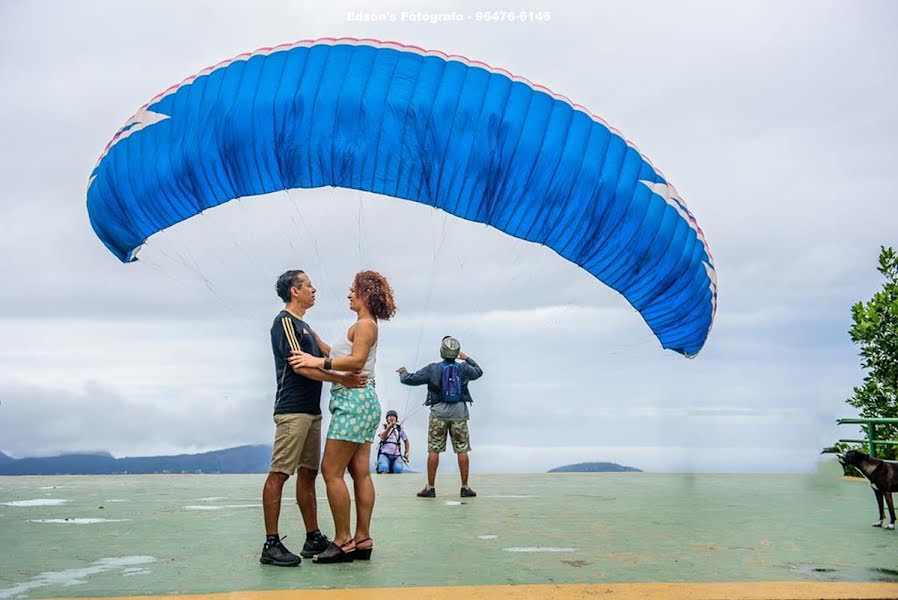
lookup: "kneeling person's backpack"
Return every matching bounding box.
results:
[440,362,463,403]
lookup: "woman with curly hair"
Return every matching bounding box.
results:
[288,269,396,563]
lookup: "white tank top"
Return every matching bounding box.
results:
[329,320,377,379]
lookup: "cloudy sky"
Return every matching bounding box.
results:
[1,0,895,473]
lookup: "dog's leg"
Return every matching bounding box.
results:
[885,492,896,530]
[873,489,884,527]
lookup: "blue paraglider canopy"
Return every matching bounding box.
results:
[87,38,716,357]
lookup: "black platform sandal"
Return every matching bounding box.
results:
[312,539,355,564]
[351,538,374,561]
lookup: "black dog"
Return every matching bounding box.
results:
[838,450,898,530]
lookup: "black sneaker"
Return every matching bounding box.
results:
[460,487,477,498]
[260,537,301,567]
[300,530,331,558]
[416,486,436,498]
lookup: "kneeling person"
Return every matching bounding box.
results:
[376,410,410,473]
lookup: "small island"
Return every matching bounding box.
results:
[548,462,642,473]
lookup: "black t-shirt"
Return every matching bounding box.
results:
[270,310,324,415]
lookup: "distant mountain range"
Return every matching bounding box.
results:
[0,445,272,475]
[548,462,642,473]
[0,448,640,476]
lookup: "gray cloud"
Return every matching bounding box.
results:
[0,381,270,458]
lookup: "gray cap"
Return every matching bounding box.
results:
[440,336,460,360]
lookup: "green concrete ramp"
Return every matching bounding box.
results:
[1,463,896,598]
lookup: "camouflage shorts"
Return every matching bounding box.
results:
[427,413,471,454]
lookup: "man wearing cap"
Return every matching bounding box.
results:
[376,410,410,474]
[396,336,483,498]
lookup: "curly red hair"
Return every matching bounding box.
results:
[353,270,397,320]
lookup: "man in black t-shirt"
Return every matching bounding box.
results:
[260,270,368,567]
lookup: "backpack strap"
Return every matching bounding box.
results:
[393,424,402,456]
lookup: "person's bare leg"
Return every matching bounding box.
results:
[348,442,374,546]
[457,452,470,488]
[263,472,289,535]
[427,452,440,487]
[320,439,359,544]
[295,467,319,533]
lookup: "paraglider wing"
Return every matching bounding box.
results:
[87,38,716,356]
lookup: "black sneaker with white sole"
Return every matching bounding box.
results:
[260,537,301,567]
[301,530,331,558]
[460,487,477,498]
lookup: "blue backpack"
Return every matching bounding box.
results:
[440,362,463,403]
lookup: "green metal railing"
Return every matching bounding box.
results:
[833,417,898,458]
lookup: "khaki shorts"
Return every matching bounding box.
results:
[270,413,322,475]
[427,413,471,454]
